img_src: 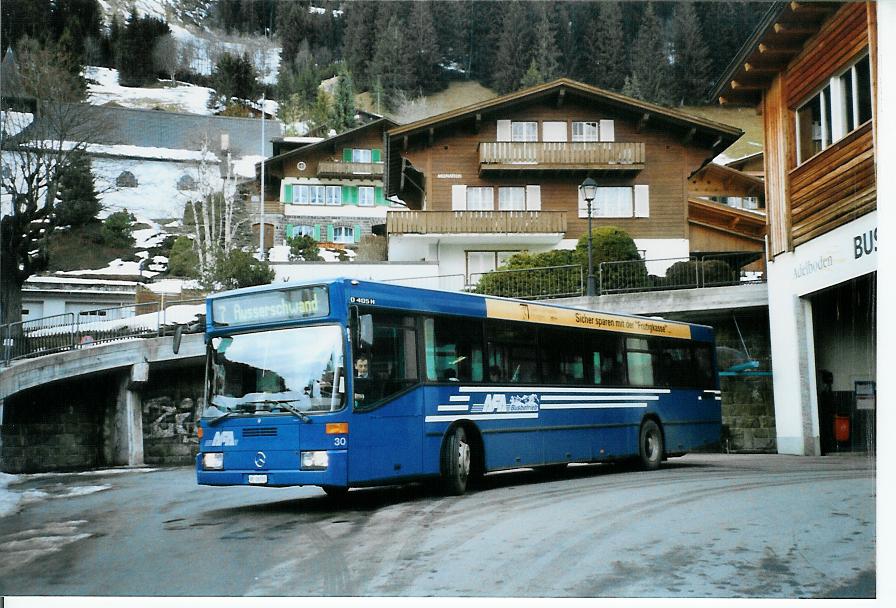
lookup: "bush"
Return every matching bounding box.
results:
[101,210,136,247]
[287,234,323,261]
[214,249,275,290]
[167,236,199,277]
[576,226,647,292]
[474,249,581,298]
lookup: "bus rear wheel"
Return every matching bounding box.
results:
[441,426,471,495]
[639,419,664,470]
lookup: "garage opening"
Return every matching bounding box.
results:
[811,272,876,454]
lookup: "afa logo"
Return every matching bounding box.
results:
[206,430,238,447]
[471,393,539,413]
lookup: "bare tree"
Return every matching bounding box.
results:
[153,34,181,84]
[1,38,105,326]
[185,138,247,287]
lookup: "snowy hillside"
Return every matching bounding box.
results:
[86,66,216,115]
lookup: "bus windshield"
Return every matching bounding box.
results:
[204,324,345,418]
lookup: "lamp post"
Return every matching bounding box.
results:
[579,177,598,296]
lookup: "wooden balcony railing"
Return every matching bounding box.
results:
[479,141,645,171]
[387,210,567,235]
[317,161,384,178]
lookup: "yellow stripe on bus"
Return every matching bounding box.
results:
[485,300,692,339]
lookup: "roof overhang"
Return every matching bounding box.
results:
[711,2,841,105]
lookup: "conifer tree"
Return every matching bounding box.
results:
[369,15,413,111]
[55,152,101,227]
[531,2,561,84]
[406,0,442,94]
[492,1,533,93]
[332,67,357,133]
[586,1,628,91]
[672,2,711,104]
[626,3,675,105]
[342,1,379,90]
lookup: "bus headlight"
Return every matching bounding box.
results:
[300,451,329,470]
[203,452,224,470]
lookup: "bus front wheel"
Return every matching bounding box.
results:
[441,426,471,495]
[321,485,349,499]
[639,419,664,470]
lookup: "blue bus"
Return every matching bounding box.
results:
[196,278,721,496]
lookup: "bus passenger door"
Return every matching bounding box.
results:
[348,311,423,484]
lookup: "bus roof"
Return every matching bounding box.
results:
[207,277,716,342]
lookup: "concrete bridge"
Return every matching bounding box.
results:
[0,283,769,473]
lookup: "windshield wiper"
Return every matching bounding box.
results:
[207,411,234,426]
[254,399,312,423]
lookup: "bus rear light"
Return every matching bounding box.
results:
[326,422,348,435]
[197,426,204,440]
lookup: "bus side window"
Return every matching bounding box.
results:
[424,316,484,382]
[486,320,538,384]
[692,344,715,388]
[626,337,655,387]
[589,332,623,385]
[355,311,418,408]
[539,326,585,384]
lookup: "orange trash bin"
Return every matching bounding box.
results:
[834,415,850,443]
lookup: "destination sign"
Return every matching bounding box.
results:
[211,285,330,326]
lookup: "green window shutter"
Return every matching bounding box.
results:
[353,224,362,243]
[343,148,353,161]
[285,223,294,239]
[326,224,335,242]
[342,185,353,205]
[283,183,293,203]
[313,224,321,241]
[371,148,381,162]
[349,186,359,205]
[375,186,384,205]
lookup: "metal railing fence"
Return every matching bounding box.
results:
[599,252,766,295]
[2,298,206,366]
[469,264,584,300]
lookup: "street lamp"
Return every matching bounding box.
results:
[579,177,598,296]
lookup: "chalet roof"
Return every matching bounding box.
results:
[388,78,743,143]
[261,117,397,170]
[710,2,842,105]
[688,197,767,243]
[688,162,764,195]
[725,151,764,169]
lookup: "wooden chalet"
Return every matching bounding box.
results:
[712,1,877,456]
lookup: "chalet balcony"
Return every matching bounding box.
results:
[387,210,567,235]
[316,160,384,178]
[479,141,645,174]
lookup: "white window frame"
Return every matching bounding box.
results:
[498,186,526,211]
[352,149,372,163]
[511,121,538,142]
[293,184,310,204]
[309,184,327,205]
[326,185,342,206]
[795,53,872,164]
[466,187,495,210]
[358,186,375,207]
[578,187,635,218]
[572,121,599,142]
[291,224,314,238]
[333,226,355,244]
[465,250,520,285]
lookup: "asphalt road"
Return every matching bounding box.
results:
[0,453,876,598]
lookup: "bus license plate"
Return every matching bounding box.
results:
[248,474,268,485]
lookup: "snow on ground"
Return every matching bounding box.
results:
[1,110,34,137]
[133,217,167,249]
[58,258,158,278]
[168,23,281,85]
[85,66,216,115]
[92,155,205,219]
[145,277,201,294]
